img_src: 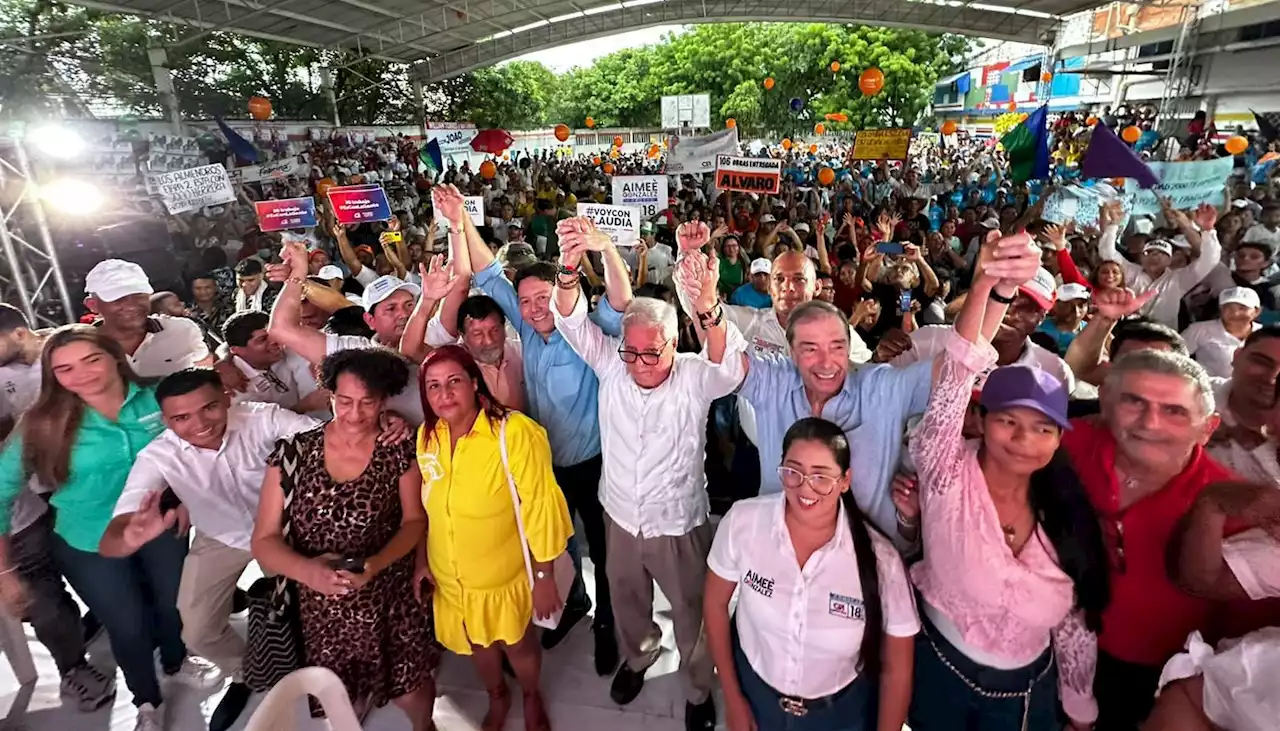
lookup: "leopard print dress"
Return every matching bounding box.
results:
[267,426,439,707]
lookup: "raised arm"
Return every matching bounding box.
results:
[430,186,475,339]
[399,255,462,363]
[266,241,331,365]
[1171,203,1222,290]
[332,222,365,278]
[904,244,940,298]
[551,218,618,372]
[1062,287,1156,386]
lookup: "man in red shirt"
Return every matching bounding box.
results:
[1062,348,1235,730]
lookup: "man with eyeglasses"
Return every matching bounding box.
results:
[1061,348,1234,730]
[222,311,329,416]
[552,218,745,731]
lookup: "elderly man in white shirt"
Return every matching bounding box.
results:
[98,368,320,731]
[552,218,745,731]
[1096,200,1221,329]
[1183,287,1263,380]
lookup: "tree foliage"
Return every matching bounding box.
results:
[0,1,973,132]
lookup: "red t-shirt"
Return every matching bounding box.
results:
[1063,417,1237,667]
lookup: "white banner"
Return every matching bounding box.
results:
[427,126,478,158]
[666,128,739,174]
[230,157,310,185]
[612,176,668,217]
[714,155,782,194]
[462,196,485,226]
[154,163,236,215]
[577,203,641,246]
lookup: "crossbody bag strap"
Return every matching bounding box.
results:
[499,417,537,589]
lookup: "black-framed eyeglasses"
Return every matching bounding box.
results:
[617,346,666,366]
[257,370,290,394]
[777,466,839,496]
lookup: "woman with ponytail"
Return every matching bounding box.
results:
[898,230,1111,731]
[702,416,920,731]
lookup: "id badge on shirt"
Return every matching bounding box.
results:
[828,593,865,621]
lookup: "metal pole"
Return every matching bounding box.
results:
[148,47,184,136]
[0,208,37,327]
[413,79,426,138]
[13,142,76,324]
[321,68,341,127]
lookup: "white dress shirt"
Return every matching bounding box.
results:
[232,350,322,412]
[1183,319,1258,380]
[126,316,211,378]
[553,294,746,538]
[1097,225,1222,329]
[708,493,920,698]
[114,402,319,550]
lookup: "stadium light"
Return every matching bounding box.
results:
[40,179,103,214]
[28,125,86,159]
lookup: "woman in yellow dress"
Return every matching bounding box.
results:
[414,344,573,731]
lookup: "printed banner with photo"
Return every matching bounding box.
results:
[852,128,912,161]
[577,203,641,246]
[327,184,393,224]
[612,176,668,217]
[254,197,318,232]
[715,155,783,194]
[666,128,739,174]
[153,163,237,215]
[1125,157,1235,216]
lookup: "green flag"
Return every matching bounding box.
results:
[999,105,1050,184]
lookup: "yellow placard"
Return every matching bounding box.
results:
[851,128,911,161]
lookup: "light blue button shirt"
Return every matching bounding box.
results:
[740,355,932,548]
[474,259,623,467]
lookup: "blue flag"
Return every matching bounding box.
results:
[999,105,1050,184]
[215,117,259,164]
[420,138,443,176]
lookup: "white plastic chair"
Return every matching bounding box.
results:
[0,610,37,685]
[242,666,362,731]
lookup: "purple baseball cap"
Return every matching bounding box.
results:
[979,365,1071,430]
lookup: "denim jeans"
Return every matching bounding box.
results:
[732,625,875,730]
[53,531,188,707]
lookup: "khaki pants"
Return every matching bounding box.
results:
[604,514,715,704]
[177,532,252,681]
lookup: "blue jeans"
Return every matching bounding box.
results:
[908,612,1060,731]
[53,532,188,707]
[733,626,875,730]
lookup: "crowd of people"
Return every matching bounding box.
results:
[0,108,1277,731]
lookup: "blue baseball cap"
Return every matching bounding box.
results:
[979,365,1071,430]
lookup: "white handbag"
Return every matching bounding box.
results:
[498,417,577,630]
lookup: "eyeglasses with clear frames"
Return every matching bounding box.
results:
[617,346,665,366]
[777,466,840,496]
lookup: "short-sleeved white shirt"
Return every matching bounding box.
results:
[323,333,424,424]
[1223,528,1280,600]
[125,316,211,378]
[114,402,319,550]
[231,351,321,412]
[1183,319,1258,381]
[707,493,920,698]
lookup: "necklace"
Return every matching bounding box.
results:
[1001,523,1018,544]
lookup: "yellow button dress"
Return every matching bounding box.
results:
[417,411,574,655]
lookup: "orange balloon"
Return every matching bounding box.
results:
[647,144,660,158]
[1086,116,1099,126]
[502,153,509,160]
[1121,126,1141,144]
[1041,71,1053,83]
[814,123,826,135]
[554,123,570,142]
[613,135,624,148]
[592,156,601,165]
[479,161,496,179]
[726,118,737,129]
[817,166,836,186]
[834,113,848,123]
[781,138,792,150]
[809,143,818,154]
[941,120,958,136]
[763,77,775,90]
[603,163,615,175]
[316,177,336,196]
[830,61,841,73]
[585,116,595,128]
[858,68,885,96]
[247,96,272,120]
[1007,101,1018,112]
[1225,135,1250,155]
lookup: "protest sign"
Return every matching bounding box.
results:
[231,158,310,185]
[852,129,912,161]
[1041,190,1082,226]
[612,176,668,217]
[666,128,739,174]
[577,203,641,246]
[153,163,236,215]
[1125,157,1234,216]
[462,196,486,226]
[715,155,782,194]
[326,184,392,224]
[426,122,478,158]
[254,197,317,232]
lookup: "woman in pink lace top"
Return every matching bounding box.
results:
[902,239,1111,731]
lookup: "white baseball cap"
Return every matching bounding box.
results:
[1018,267,1057,310]
[1219,286,1261,309]
[794,222,811,233]
[980,216,1002,229]
[749,258,772,276]
[85,259,154,302]
[1243,226,1277,247]
[316,265,344,281]
[362,275,421,311]
[760,214,777,223]
[1057,283,1091,302]
[1143,240,1174,257]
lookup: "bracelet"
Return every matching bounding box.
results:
[556,277,579,291]
[896,510,919,528]
[0,565,17,576]
[696,304,724,329]
[988,289,1015,304]
[286,276,307,286]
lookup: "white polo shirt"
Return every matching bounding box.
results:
[708,493,920,698]
[232,351,322,412]
[124,316,210,378]
[114,402,319,550]
[1183,319,1258,381]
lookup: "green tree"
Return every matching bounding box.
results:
[454,60,557,129]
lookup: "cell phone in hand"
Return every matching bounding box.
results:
[328,556,366,574]
[159,487,183,514]
[898,289,914,315]
[385,231,403,243]
[877,241,905,256]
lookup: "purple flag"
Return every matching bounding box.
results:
[1081,124,1159,188]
